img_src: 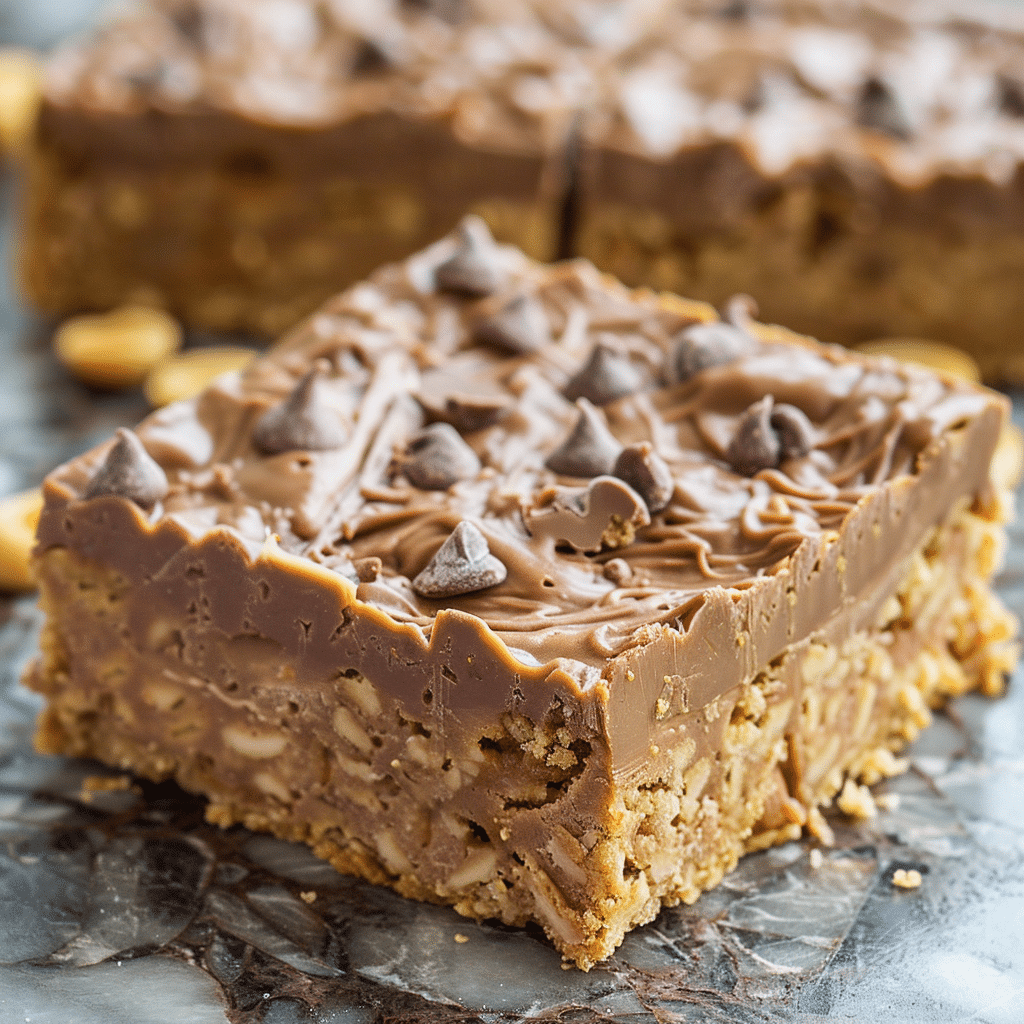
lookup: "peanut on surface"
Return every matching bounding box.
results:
[993,421,1024,492]
[55,306,183,390]
[144,346,257,407]
[856,338,981,383]
[0,488,43,593]
[0,50,41,156]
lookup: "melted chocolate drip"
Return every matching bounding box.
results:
[83,429,169,510]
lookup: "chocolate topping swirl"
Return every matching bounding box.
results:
[44,226,1004,672]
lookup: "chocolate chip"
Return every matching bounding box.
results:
[718,0,753,18]
[857,78,912,141]
[545,399,623,478]
[351,37,400,76]
[353,557,382,583]
[434,217,505,298]
[401,0,467,24]
[472,293,550,355]
[771,403,815,461]
[525,477,650,553]
[998,75,1024,118]
[728,397,778,476]
[168,2,204,44]
[253,364,347,455]
[399,423,481,490]
[564,342,642,406]
[412,521,507,598]
[727,396,815,475]
[603,558,632,586]
[668,320,753,384]
[613,442,674,514]
[83,429,169,510]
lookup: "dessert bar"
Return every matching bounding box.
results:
[20,0,1024,379]
[577,0,1024,382]
[21,0,582,336]
[26,221,1018,967]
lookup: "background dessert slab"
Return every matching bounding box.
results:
[16,0,1024,380]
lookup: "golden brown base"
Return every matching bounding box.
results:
[21,146,557,338]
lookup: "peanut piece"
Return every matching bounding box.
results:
[145,346,256,408]
[992,422,1023,492]
[856,338,981,383]
[892,868,922,889]
[0,50,41,156]
[0,488,42,592]
[56,306,182,390]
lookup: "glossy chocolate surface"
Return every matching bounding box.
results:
[36,224,1007,736]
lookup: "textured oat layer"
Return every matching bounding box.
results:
[27,485,1017,968]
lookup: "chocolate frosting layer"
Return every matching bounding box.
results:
[38,221,1007,682]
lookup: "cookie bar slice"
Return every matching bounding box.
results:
[26,220,1018,967]
[578,0,1024,382]
[21,0,579,336]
